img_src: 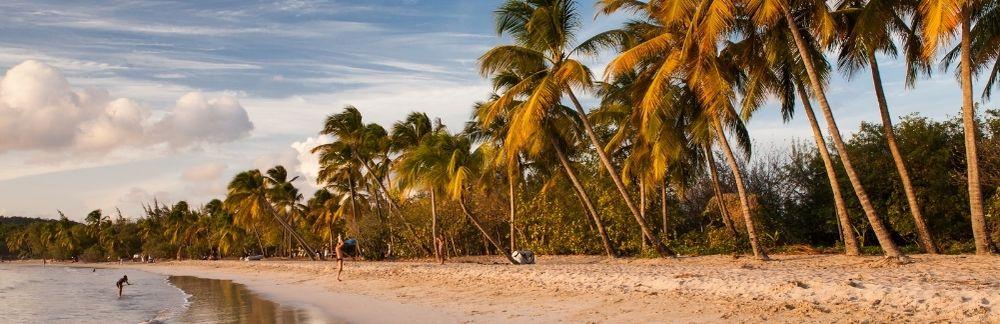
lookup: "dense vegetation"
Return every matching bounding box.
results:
[3,0,1000,262]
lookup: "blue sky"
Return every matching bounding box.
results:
[0,0,982,220]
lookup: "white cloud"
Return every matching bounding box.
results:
[290,135,332,184]
[181,161,227,182]
[0,60,254,156]
[151,92,254,148]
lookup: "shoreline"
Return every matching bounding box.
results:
[38,254,1000,323]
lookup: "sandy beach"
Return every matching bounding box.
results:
[87,254,998,323]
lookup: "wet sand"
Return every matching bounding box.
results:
[98,254,998,323]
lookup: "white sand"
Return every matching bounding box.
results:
[101,254,998,323]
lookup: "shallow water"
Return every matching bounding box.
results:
[0,264,187,323]
[0,264,339,323]
[168,276,340,324]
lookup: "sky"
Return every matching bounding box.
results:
[0,0,983,220]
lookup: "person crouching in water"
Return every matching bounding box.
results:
[116,275,132,297]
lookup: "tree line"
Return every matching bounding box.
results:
[3,0,1000,263]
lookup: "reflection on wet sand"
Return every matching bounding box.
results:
[168,276,341,324]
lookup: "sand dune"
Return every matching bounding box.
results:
[104,254,998,323]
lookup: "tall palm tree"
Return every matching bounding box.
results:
[439,132,522,264]
[315,107,370,241]
[224,169,319,260]
[596,0,767,258]
[473,69,618,258]
[728,13,863,255]
[834,0,938,253]
[481,0,671,257]
[394,126,454,262]
[733,0,909,259]
[265,166,306,257]
[465,100,522,252]
[923,0,997,254]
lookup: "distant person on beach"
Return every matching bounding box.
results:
[435,234,446,265]
[116,275,132,297]
[336,235,345,281]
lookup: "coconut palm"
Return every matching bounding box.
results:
[224,169,318,260]
[473,69,618,258]
[833,0,938,253]
[438,131,522,264]
[727,13,864,255]
[595,0,768,258]
[924,0,998,254]
[465,99,522,251]
[725,0,910,259]
[393,125,453,262]
[481,0,671,257]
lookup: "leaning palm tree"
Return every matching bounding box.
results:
[224,169,319,260]
[833,0,938,253]
[728,12,863,255]
[482,0,670,257]
[441,132,522,265]
[596,0,767,259]
[394,127,453,262]
[731,0,909,259]
[465,99,522,251]
[922,0,997,254]
[474,69,618,258]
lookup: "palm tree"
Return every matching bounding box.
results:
[224,169,319,260]
[596,0,767,258]
[481,0,671,257]
[265,166,306,257]
[473,69,618,258]
[465,100,522,252]
[725,0,909,259]
[315,107,369,241]
[439,131,522,264]
[728,13,862,255]
[922,0,997,254]
[833,0,938,253]
[394,127,453,262]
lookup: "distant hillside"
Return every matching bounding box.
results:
[0,216,61,228]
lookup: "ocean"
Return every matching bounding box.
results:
[0,264,338,323]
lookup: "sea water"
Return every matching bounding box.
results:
[0,264,187,323]
[0,264,338,324]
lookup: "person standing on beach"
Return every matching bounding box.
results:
[435,234,446,265]
[116,275,131,297]
[336,235,345,281]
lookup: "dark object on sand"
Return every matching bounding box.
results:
[342,239,358,255]
[511,250,535,264]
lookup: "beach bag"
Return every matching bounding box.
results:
[511,250,535,264]
[343,239,358,255]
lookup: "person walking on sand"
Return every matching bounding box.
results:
[116,275,132,297]
[336,235,345,281]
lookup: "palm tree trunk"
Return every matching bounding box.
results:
[640,179,649,248]
[705,144,737,234]
[430,189,439,262]
[354,156,433,254]
[796,83,861,256]
[508,170,517,251]
[713,121,768,260]
[661,178,669,236]
[549,136,617,258]
[868,55,938,254]
[961,19,994,255]
[566,89,672,257]
[266,207,318,260]
[458,193,520,264]
[348,172,362,239]
[783,7,905,259]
